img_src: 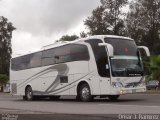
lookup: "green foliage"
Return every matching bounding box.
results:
[84,6,111,35]
[126,0,160,54]
[84,0,128,35]
[147,56,160,81]
[84,0,160,55]
[59,35,79,41]
[0,16,16,75]
[0,74,9,84]
[101,0,128,35]
[80,31,88,38]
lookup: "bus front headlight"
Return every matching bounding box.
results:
[112,82,123,88]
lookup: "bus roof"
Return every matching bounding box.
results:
[87,35,133,41]
[42,35,133,49]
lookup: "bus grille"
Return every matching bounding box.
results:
[125,82,140,88]
[11,83,17,94]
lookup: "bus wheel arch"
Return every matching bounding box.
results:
[24,85,34,101]
[76,81,93,102]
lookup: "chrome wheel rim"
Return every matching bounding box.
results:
[27,88,32,100]
[81,87,90,99]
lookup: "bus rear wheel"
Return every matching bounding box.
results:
[108,95,120,101]
[25,86,34,101]
[78,84,92,102]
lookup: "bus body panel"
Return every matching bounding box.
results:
[10,60,91,96]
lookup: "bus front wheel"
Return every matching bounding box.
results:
[108,95,120,101]
[25,86,34,101]
[78,84,92,102]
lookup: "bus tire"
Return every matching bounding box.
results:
[78,83,92,102]
[108,95,120,101]
[25,86,34,101]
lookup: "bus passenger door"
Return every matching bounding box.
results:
[98,63,111,95]
[99,76,110,95]
[85,39,111,95]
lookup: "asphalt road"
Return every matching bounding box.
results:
[0,93,160,120]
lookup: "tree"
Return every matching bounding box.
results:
[59,35,79,41]
[126,0,160,54]
[0,74,9,85]
[80,31,88,38]
[126,1,145,44]
[0,16,15,75]
[84,0,128,35]
[101,0,128,35]
[84,6,111,35]
[0,74,9,91]
[147,56,160,82]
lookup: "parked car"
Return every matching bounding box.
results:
[146,80,159,90]
[3,83,10,93]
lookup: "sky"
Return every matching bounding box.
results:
[0,0,100,57]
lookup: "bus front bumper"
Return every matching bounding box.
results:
[110,87,146,95]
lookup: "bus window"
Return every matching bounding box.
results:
[54,45,71,64]
[42,48,55,66]
[30,52,42,68]
[70,44,89,61]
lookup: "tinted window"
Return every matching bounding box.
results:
[11,52,42,70]
[20,55,31,69]
[104,38,137,56]
[104,38,143,77]
[11,44,89,71]
[42,48,55,66]
[86,39,110,77]
[30,52,42,67]
[54,45,71,63]
[70,45,89,61]
[54,44,89,63]
[11,57,21,70]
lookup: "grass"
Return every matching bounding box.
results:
[0,92,10,95]
[143,87,160,94]
[146,89,160,94]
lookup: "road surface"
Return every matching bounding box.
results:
[0,93,160,120]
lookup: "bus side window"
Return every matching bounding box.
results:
[11,57,21,71]
[30,52,42,68]
[54,45,71,64]
[70,44,89,61]
[21,55,31,70]
[42,49,55,66]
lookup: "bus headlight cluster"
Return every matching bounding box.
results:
[112,82,123,88]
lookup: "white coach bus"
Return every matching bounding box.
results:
[10,35,150,101]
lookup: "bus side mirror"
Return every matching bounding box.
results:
[98,43,114,57]
[138,46,150,57]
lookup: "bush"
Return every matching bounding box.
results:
[0,74,9,85]
[146,56,160,82]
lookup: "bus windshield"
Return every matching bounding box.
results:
[104,38,143,77]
